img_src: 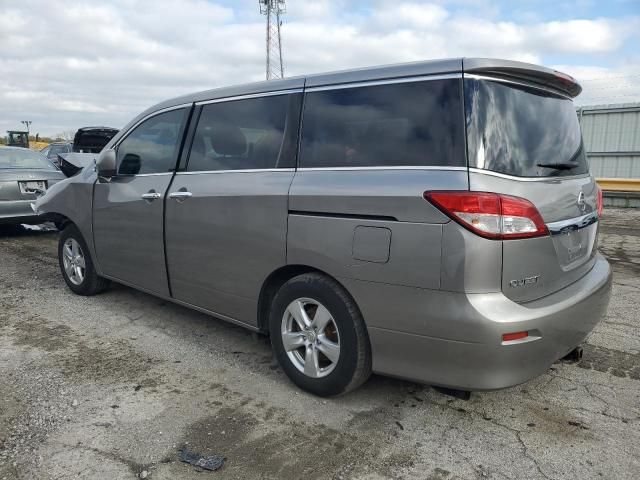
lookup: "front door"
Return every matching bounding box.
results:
[165,93,301,325]
[93,107,188,296]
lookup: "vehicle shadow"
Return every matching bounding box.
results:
[0,223,58,238]
[100,280,429,402]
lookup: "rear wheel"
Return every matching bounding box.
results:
[58,224,110,295]
[269,273,371,396]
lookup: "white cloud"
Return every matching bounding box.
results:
[536,19,623,53]
[0,0,638,136]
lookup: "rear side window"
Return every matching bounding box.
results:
[49,144,70,156]
[299,79,465,168]
[465,79,588,177]
[187,94,299,172]
[116,109,185,175]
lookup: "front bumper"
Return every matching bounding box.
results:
[0,199,41,224]
[344,253,612,391]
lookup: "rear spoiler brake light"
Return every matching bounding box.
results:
[463,59,582,98]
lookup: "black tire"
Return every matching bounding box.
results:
[58,224,110,295]
[269,273,371,396]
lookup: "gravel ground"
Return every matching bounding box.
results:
[0,209,638,480]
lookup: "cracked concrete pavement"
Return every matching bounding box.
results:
[0,208,638,479]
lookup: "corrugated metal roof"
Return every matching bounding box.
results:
[578,102,640,112]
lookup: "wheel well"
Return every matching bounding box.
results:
[257,265,340,334]
[42,212,72,229]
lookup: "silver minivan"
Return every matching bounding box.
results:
[36,58,612,397]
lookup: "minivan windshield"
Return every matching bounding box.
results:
[465,78,588,177]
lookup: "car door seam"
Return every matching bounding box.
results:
[163,104,196,298]
[286,78,307,264]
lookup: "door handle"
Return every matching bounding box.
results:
[168,191,193,200]
[141,191,162,200]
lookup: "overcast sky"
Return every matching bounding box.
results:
[1,0,639,137]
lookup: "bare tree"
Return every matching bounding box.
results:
[54,130,75,141]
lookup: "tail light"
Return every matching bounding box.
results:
[502,331,529,342]
[596,185,604,217]
[424,191,548,240]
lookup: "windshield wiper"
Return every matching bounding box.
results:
[537,143,585,171]
[536,161,579,170]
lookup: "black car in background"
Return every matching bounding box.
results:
[41,142,72,165]
[57,127,119,177]
[72,127,119,154]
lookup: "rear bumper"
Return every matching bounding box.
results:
[0,200,41,224]
[346,253,612,390]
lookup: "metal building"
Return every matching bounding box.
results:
[578,102,640,207]
[578,102,640,178]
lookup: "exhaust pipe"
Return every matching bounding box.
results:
[561,346,583,363]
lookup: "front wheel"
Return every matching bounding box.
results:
[58,224,110,295]
[269,273,371,396]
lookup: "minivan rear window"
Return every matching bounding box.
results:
[300,79,465,168]
[465,78,588,177]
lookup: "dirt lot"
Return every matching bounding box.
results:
[0,209,639,480]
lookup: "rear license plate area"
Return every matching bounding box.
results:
[553,226,596,269]
[19,181,47,194]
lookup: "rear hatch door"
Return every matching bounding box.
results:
[464,74,599,303]
[73,127,119,153]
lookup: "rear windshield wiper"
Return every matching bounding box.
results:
[537,143,585,171]
[536,161,579,170]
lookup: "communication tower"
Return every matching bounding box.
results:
[259,0,286,80]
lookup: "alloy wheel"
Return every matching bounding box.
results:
[281,297,341,378]
[62,238,86,285]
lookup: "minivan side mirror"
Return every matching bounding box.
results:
[96,149,117,178]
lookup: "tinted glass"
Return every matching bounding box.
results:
[75,129,118,153]
[0,149,56,170]
[8,133,27,144]
[300,79,464,168]
[187,94,291,172]
[49,144,70,157]
[117,109,185,175]
[465,79,588,177]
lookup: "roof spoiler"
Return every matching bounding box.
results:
[463,58,582,98]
